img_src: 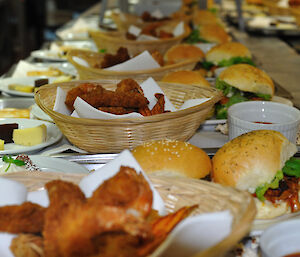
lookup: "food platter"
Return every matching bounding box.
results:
[0,77,57,97]
[30,103,53,122]
[0,118,62,155]
[30,50,67,62]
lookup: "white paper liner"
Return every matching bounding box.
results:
[152,9,164,19]
[53,77,211,119]
[0,178,27,206]
[128,25,142,36]
[173,21,184,37]
[104,51,160,71]
[195,43,217,53]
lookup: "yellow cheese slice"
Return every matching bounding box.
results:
[0,139,4,150]
[13,124,47,146]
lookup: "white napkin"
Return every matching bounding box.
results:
[195,43,216,53]
[0,178,27,206]
[173,21,184,37]
[104,50,160,71]
[53,87,71,116]
[128,25,142,37]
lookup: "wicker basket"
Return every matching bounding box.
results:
[35,79,222,153]
[110,12,192,32]
[2,171,256,257]
[262,0,291,15]
[291,7,300,26]
[89,22,191,56]
[67,49,200,80]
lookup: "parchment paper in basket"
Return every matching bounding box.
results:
[195,43,217,53]
[0,178,27,207]
[162,211,233,257]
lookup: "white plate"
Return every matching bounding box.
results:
[30,103,53,122]
[28,155,89,174]
[0,118,62,155]
[30,50,66,62]
[0,77,56,97]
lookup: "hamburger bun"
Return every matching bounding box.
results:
[161,70,211,87]
[193,10,220,26]
[132,139,212,179]
[218,64,275,96]
[198,24,231,44]
[164,44,205,64]
[205,42,252,64]
[212,130,298,219]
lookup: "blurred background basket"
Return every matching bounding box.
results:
[291,7,300,26]
[35,79,222,153]
[110,11,192,32]
[67,49,200,80]
[262,0,291,15]
[3,171,256,257]
[89,22,191,56]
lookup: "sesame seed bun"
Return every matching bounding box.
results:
[161,71,211,87]
[205,42,252,64]
[193,10,220,26]
[212,130,298,219]
[132,139,212,179]
[218,64,275,96]
[164,44,205,64]
[199,24,231,44]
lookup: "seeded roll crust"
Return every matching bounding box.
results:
[193,10,220,26]
[164,44,205,64]
[206,42,252,64]
[218,64,275,96]
[161,71,211,87]
[198,24,231,44]
[132,139,212,179]
[212,130,298,219]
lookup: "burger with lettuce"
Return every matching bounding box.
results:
[214,63,274,119]
[212,130,300,219]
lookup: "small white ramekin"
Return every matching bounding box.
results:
[227,101,300,143]
[260,219,300,257]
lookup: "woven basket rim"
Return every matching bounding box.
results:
[89,23,190,45]
[67,49,201,76]
[35,79,222,126]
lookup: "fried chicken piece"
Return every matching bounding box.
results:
[0,202,45,234]
[100,47,130,69]
[80,89,149,109]
[116,78,145,95]
[89,166,153,218]
[65,83,102,111]
[139,106,152,116]
[158,30,173,39]
[150,93,166,115]
[125,32,137,40]
[98,107,137,115]
[141,23,160,37]
[151,51,164,66]
[43,180,86,257]
[10,234,44,257]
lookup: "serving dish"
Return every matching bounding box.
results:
[35,79,222,153]
[0,118,62,155]
[89,22,190,56]
[67,49,199,80]
[1,171,256,257]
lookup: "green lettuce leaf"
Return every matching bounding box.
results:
[255,170,284,201]
[282,157,300,177]
[185,29,209,44]
[217,57,255,67]
[201,61,214,70]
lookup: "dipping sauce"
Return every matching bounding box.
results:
[253,121,273,124]
[283,253,300,257]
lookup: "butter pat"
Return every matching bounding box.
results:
[13,124,47,146]
[0,140,4,150]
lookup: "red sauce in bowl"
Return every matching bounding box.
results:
[283,253,300,257]
[253,121,273,124]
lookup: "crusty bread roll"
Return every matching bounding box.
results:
[198,24,231,44]
[164,44,205,64]
[193,10,220,26]
[218,64,275,96]
[206,42,252,64]
[132,139,212,179]
[161,70,211,87]
[212,130,297,219]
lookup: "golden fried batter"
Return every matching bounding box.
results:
[0,202,45,234]
[10,234,44,257]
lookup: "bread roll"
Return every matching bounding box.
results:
[206,42,252,64]
[198,24,231,44]
[164,44,205,64]
[161,70,211,87]
[218,64,275,96]
[193,10,220,26]
[132,139,212,179]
